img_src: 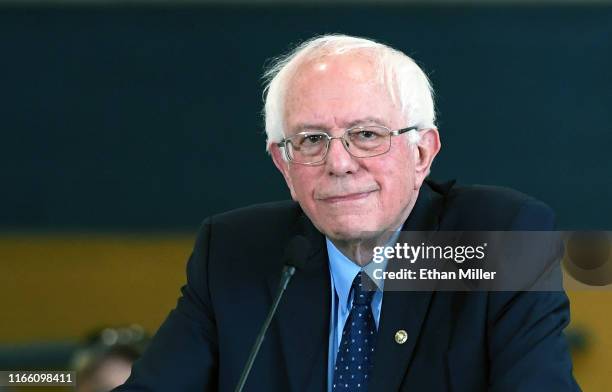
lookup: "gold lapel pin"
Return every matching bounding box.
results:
[395,329,408,344]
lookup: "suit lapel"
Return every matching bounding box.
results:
[266,212,331,392]
[369,181,449,392]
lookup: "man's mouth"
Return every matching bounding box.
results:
[317,190,377,203]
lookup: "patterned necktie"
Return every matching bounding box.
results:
[332,271,378,391]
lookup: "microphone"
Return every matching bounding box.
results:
[234,235,310,392]
[234,236,311,392]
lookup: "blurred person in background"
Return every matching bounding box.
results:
[73,326,147,392]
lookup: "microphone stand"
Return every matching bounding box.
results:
[234,265,296,392]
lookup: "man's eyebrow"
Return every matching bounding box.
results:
[345,117,388,128]
[291,117,388,132]
[291,122,331,132]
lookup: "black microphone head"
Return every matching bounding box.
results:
[283,235,311,270]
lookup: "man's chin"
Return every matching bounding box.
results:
[304,209,384,241]
[322,223,383,242]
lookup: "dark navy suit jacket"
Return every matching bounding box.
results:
[114,180,580,391]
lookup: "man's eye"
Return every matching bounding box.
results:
[303,134,324,144]
[358,130,376,139]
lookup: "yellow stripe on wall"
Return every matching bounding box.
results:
[0,233,193,343]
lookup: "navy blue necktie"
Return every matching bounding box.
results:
[332,271,378,391]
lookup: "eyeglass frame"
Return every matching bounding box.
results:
[276,125,419,165]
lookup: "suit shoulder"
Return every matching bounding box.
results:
[434,181,554,230]
[190,200,302,266]
[448,183,537,208]
[209,200,300,227]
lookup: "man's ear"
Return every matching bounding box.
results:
[413,128,441,189]
[270,144,297,200]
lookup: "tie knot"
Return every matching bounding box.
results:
[352,271,376,306]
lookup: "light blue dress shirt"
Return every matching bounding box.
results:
[326,238,389,392]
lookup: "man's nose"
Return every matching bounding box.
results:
[325,136,360,175]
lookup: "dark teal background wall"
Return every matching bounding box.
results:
[1,4,610,230]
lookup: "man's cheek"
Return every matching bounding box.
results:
[286,170,305,201]
[292,183,312,204]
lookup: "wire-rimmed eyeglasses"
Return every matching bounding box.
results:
[276,125,418,165]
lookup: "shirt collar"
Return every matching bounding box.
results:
[326,238,361,313]
[326,229,401,312]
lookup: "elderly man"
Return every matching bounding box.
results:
[115,35,579,391]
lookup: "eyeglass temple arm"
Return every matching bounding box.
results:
[391,126,418,136]
[394,126,421,144]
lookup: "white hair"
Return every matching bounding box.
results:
[262,34,436,151]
